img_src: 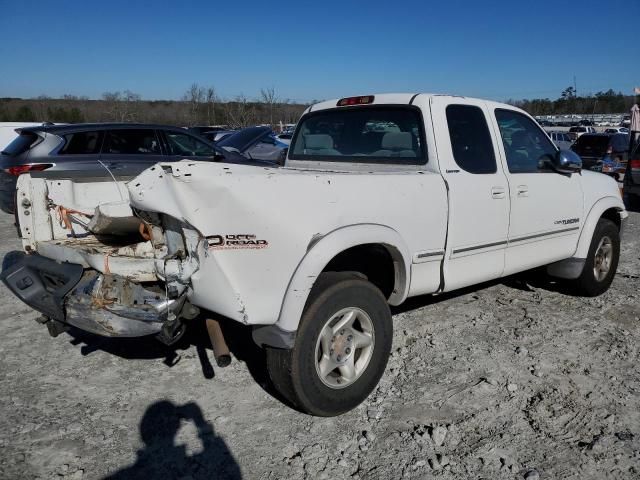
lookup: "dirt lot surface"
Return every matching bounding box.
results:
[0,210,638,480]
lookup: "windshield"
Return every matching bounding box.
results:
[289,106,425,164]
[1,132,40,157]
[217,127,271,152]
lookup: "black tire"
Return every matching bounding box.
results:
[266,272,392,416]
[570,218,620,297]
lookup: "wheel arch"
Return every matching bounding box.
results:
[574,196,626,259]
[275,224,411,332]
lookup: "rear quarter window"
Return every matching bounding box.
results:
[1,132,41,157]
[445,104,496,174]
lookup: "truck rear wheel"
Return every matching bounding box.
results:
[266,272,392,416]
[570,218,620,296]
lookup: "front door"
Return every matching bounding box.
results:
[430,97,510,291]
[492,108,583,275]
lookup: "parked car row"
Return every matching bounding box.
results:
[0,123,289,213]
[536,116,629,128]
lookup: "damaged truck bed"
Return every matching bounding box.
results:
[4,171,201,339]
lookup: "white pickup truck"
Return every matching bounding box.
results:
[2,94,627,416]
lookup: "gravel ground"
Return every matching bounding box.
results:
[0,209,638,480]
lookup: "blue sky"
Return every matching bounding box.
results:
[1,0,638,103]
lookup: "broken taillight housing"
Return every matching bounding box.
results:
[4,164,53,176]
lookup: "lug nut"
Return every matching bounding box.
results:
[331,336,336,342]
[347,335,353,342]
[340,329,345,335]
[345,347,351,354]
[337,355,342,362]
[330,348,334,355]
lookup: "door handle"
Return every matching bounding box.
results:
[491,186,506,199]
[516,185,529,197]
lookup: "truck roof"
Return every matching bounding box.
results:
[307,93,519,114]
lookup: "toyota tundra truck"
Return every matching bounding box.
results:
[1,94,627,416]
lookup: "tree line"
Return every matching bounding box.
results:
[0,84,308,128]
[506,87,639,117]
[1,85,637,126]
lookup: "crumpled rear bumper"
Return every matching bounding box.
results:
[1,252,182,337]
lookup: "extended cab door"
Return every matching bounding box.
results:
[430,97,510,291]
[492,108,583,275]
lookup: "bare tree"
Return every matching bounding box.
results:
[225,94,255,128]
[183,83,205,126]
[205,86,217,125]
[101,90,141,122]
[260,87,278,127]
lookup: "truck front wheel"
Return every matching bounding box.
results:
[570,218,620,296]
[266,272,392,416]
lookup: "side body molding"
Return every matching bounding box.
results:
[275,224,411,332]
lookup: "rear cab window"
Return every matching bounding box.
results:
[1,132,41,157]
[289,106,426,165]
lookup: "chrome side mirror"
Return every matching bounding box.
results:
[552,149,582,173]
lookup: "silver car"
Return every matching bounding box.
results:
[548,131,573,150]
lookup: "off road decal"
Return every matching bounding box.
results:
[206,234,268,250]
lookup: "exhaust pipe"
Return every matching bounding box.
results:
[206,318,231,367]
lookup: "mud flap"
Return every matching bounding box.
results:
[1,252,83,321]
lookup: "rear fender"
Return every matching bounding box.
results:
[275,224,410,332]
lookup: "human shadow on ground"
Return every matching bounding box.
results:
[103,400,241,480]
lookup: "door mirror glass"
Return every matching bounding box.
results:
[552,149,582,173]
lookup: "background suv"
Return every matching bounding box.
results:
[571,132,630,170]
[0,123,235,213]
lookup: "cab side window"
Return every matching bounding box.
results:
[495,109,557,173]
[445,105,496,174]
